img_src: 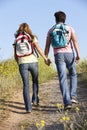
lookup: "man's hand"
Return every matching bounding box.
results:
[75,55,80,64]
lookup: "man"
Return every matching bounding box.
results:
[44,11,80,110]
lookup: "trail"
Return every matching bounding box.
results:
[0,76,87,130]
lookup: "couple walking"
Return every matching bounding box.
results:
[13,11,80,113]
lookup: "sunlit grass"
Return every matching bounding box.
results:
[76,59,87,73]
[38,57,56,83]
[76,59,87,84]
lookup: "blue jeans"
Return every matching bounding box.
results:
[54,53,77,106]
[19,62,39,111]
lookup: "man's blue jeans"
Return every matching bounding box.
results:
[19,62,39,111]
[54,53,77,106]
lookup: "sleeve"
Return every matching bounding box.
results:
[67,26,76,40]
[47,27,53,38]
[70,26,75,34]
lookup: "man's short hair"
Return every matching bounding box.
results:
[54,11,66,23]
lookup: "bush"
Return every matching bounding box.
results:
[76,59,87,83]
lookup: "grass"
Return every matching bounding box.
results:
[38,57,56,83]
[76,59,87,84]
[0,57,56,98]
[55,104,87,130]
[0,58,87,129]
[0,58,22,98]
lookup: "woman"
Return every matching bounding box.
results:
[13,23,51,113]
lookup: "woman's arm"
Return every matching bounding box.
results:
[33,37,51,65]
[13,43,18,63]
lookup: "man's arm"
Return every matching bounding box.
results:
[33,37,51,66]
[71,31,80,62]
[44,35,51,57]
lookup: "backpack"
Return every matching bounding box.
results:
[51,24,70,48]
[15,32,34,57]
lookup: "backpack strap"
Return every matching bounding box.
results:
[23,31,33,42]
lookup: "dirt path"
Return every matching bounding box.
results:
[0,76,87,130]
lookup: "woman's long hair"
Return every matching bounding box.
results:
[15,23,34,40]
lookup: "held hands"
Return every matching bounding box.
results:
[45,58,51,66]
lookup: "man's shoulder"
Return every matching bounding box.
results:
[66,24,74,29]
[47,26,54,35]
[65,24,75,33]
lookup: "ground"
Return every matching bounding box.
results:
[0,75,87,130]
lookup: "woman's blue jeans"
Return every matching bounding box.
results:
[19,62,39,111]
[54,53,77,106]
